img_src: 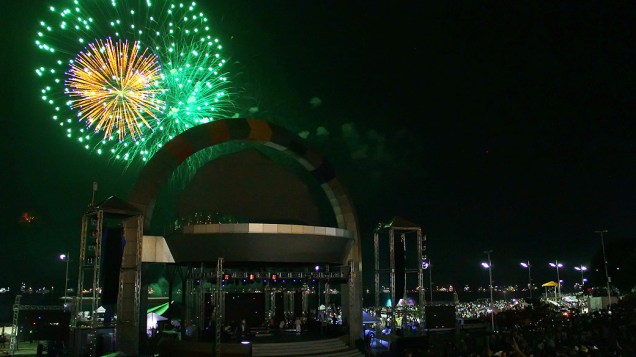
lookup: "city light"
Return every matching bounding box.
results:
[574,265,587,287]
[520,261,533,299]
[549,260,563,300]
[482,250,494,331]
[59,252,70,306]
[596,230,612,310]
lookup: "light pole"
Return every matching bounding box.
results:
[574,265,587,287]
[59,253,70,306]
[422,259,433,305]
[520,261,532,299]
[482,250,494,331]
[595,230,612,310]
[401,234,407,301]
[549,260,563,301]
[429,260,433,305]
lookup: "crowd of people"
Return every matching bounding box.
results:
[316,304,343,325]
[362,297,636,356]
[456,299,524,320]
[146,295,636,356]
[417,303,636,356]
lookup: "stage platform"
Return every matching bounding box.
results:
[156,330,363,357]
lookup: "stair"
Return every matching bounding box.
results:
[251,337,364,357]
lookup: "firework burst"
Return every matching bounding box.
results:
[66,38,164,140]
[35,1,233,163]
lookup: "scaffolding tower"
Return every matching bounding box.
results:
[215,258,224,357]
[71,196,142,357]
[9,294,20,354]
[373,217,426,335]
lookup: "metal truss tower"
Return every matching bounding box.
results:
[71,196,142,357]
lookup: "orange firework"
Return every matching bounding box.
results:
[66,38,164,141]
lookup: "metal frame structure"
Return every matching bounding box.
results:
[373,217,425,335]
[72,209,104,357]
[186,265,350,308]
[215,258,223,356]
[75,210,103,328]
[9,295,64,355]
[8,294,20,354]
[153,261,350,356]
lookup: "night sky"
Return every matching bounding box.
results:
[1,1,635,295]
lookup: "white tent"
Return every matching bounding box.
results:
[147,312,167,330]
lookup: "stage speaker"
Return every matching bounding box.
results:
[294,291,302,317]
[101,227,124,304]
[274,292,284,323]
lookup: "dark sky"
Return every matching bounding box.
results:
[1,1,635,292]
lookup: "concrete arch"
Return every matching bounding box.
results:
[128,118,358,237]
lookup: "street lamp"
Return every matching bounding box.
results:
[520,261,532,299]
[59,253,70,307]
[482,250,495,331]
[595,230,612,310]
[574,265,587,287]
[549,260,563,301]
[422,259,433,305]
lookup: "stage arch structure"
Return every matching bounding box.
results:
[111,118,362,355]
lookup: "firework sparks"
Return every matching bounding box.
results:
[34,1,234,163]
[66,38,164,140]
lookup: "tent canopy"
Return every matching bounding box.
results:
[147,312,167,330]
[542,281,559,287]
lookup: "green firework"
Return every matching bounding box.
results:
[35,0,233,163]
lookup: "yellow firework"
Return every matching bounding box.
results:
[66,38,164,141]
